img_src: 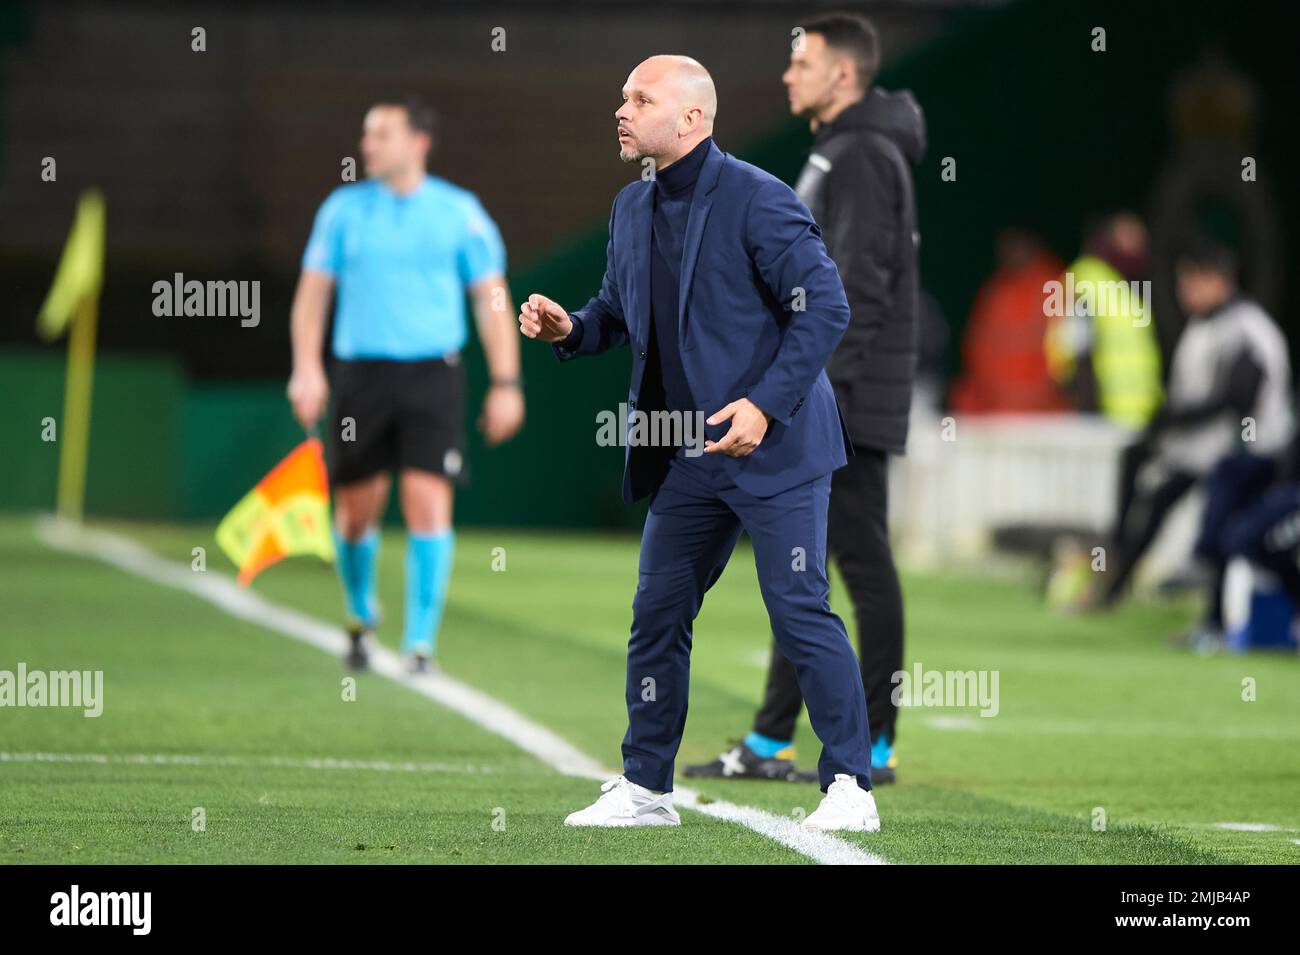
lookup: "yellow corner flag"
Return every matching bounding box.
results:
[216,438,336,586]
[39,189,106,521]
[39,189,105,340]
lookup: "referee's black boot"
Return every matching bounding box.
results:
[344,623,371,671]
[407,652,440,676]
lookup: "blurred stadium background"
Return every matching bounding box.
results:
[2,0,1299,865]
[5,0,1298,536]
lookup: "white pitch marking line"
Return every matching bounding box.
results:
[35,516,888,866]
[1211,822,1298,833]
[0,751,495,774]
[919,714,1300,742]
[921,714,985,732]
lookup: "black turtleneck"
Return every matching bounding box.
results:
[645,136,712,416]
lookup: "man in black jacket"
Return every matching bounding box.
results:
[686,12,925,785]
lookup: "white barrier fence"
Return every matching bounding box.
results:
[890,411,1203,586]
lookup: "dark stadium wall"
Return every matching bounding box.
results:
[0,2,942,379]
[0,351,185,518]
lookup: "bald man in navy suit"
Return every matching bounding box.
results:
[520,54,879,832]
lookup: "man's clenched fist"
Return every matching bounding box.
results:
[287,364,329,431]
[519,293,574,343]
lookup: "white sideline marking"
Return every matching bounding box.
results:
[922,715,984,732]
[36,517,888,866]
[1212,822,1297,833]
[920,713,1300,742]
[0,751,494,774]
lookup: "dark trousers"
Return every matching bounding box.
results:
[752,447,903,748]
[622,449,873,793]
[1194,452,1278,627]
[1223,483,1300,605]
[1102,440,1196,602]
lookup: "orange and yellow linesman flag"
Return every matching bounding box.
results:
[215,439,335,586]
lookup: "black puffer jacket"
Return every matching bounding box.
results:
[793,87,926,453]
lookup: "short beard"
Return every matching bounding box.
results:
[621,127,674,168]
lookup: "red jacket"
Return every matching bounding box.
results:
[950,251,1071,414]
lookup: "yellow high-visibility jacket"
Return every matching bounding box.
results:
[1045,254,1163,428]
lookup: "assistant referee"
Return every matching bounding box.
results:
[287,94,523,672]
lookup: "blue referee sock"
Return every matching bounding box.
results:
[403,530,454,657]
[334,527,380,628]
[744,731,793,759]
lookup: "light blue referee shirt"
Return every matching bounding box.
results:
[302,175,506,360]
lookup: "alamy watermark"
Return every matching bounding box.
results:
[50,885,150,935]
[891,663,1000,718]
[152,272,260,327]
[0,663,103,717]
[596,403,707,457]
[1043,272,1151,326]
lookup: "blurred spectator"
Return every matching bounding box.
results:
[949,228,1067,414]
[1091,237,1293,609]
[1045,212,1164,428]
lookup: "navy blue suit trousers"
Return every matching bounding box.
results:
[622,448,873,793]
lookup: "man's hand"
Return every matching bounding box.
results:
[287,363,328,431]
[518,294,574,342]
[479,383,525,447]
[704,398,771,457]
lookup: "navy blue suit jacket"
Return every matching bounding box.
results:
[555,140,854,502]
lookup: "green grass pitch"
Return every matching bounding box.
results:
[1,515,1297,864]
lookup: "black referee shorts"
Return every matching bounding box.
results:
[327,355,467,487]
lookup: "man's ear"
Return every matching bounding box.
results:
[838,59,857,93]
[417,130,435,162]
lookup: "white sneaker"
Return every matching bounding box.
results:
[801,774,881,832]
[563,775,681,827]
